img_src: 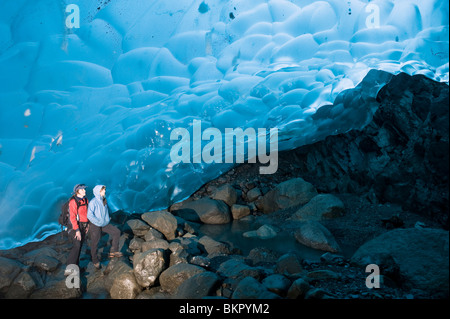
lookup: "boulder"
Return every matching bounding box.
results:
[175,271,221,299]
[217,258,265,281]
[129,237,144,253]
[262,274,291,296]
[211,184,238,206]
[0,257,25,295]
[144,227,165,241]
[30,278,82,299]
[351,228,449,296]
[290,194,345,221]
[247,247,280,265]
[171,198,231,224]
[293,220,341,253]
[256,178,318,214]
[110,273,142,299]
[4,272,37,299]
[243,224,278,240]
[231,204,251,220]
[286,278,310,299]
[232,277,281,299]
[170,237,202,256]
[141,210,178,240]
[246,187,262,202]
[141,239,170,252]
[126,219,150,237]
[159,263,206,294]
[198,235,232,256]
[32,255,61,272]
[103,258,135,292]
[133,248,168,288]
[276,253,304,275]
[23,247,61,272]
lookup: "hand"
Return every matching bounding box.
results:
[75,230,81,241]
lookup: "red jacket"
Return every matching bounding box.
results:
[69,197,89,230]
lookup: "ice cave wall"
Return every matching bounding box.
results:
[0,0,448,249]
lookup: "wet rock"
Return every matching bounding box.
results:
[103,258,134,293]
[126,219,150,237]
[320,252,346,265]
[262,274,291,296]
[246,187,262,202]
[256,178,318,214]
[171,237,202,255]
[159,263,206,294]
[293,220,341,253]
[198,235,232,256]
[290,194,345,221]
[175,271,221,299]
[247,247,280,265]
[133,248,168,288]
[30,278,82,299]
[0,257,25,295]
[128,237,144,253]
[232,276,281,299]
[33,255,61,272]
[171,198,231,225]
[4,271,37,298]
[144,227,165,241]
[351,227,449,296]
[141,239,170,252]
[286,278,310,299]
[110,272,142,299]
[243,224,278,240]
[217,258,265,281]
[305,288,333,299]
[231,204,251,220]
[211,184,238,207]
[275,253,304,275]
[189,255,211,268]
[141,210,178,240]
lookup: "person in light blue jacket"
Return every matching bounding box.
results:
[87,185,122,269]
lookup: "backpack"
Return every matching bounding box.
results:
[58,195,87,231]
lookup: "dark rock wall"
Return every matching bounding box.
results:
[280,72,449,228]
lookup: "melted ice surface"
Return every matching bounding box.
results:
[0,0,448,249]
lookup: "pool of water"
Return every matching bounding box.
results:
[198,218,333,262]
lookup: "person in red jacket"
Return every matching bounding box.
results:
[66,184,89,268]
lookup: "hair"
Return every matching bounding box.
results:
[101,186,107,206]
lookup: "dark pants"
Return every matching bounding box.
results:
[67,222,89,266]
[89,223,121,264]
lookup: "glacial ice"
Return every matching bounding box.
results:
[0,0,448,249]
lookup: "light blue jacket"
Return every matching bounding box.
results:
[87,185,110,227]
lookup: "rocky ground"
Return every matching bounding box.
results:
[0,71,448,300]
[0,168,447,300]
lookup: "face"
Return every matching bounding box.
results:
[100,188,106,197]
[77,188,86,197]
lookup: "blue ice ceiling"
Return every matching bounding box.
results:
[0,0,448,249]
